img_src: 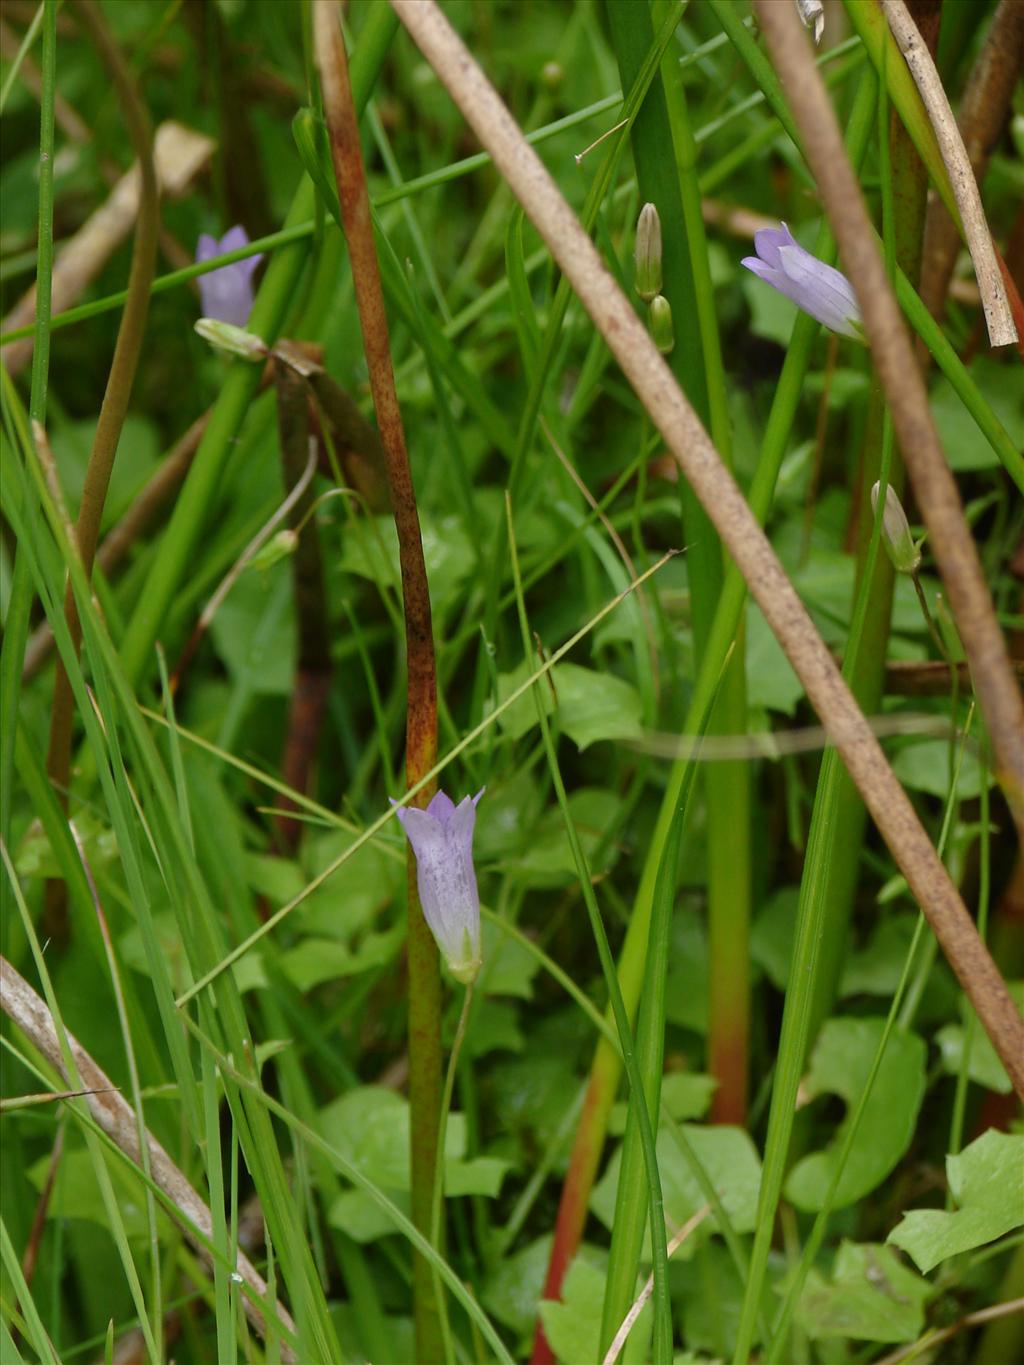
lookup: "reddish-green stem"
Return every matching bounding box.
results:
[314,4,442,1359]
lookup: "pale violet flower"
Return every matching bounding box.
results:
[742,223,863,341]
[392,789,485,984]
[796,0,825,45]
[196,225,263,327]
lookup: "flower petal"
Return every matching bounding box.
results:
[777,245,862,338]
[392,789,483,982]
[196,233,220,264]
[426,790,456,823]
[741,255,781,286]
[752,224,796,271]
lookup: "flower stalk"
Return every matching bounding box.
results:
[314,3,443,1359]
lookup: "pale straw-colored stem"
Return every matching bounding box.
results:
[388,0,1024,1095]
[881,0,1017,347]
[753,0,1024,835]
[0,955,298,1359]
[601,1205,711,1365]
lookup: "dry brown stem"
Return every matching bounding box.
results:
[881,0,1017,346]
[0,956,297,1358]
[753,0,1024,835]
[873,1297,1024,1365]
[390,0,1024,1095]
[920,0,1024,324]
[315,3,444,1356]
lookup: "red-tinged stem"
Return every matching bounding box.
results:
[532,1052,618,1365]
[314,5,443,1360]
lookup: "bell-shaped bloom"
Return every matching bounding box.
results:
[742,223,863,340]
[871,481,921,574]
[195,225,263,327]
[392,789,485,984]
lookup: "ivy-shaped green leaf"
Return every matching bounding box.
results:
[539,1256,650,1365]
[796,1242,929,1343]
[887,1130,1024,1273]
[785,1017,926,1211]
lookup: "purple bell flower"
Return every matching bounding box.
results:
[742,223,863,340]
[195,225,263,327]
[392,789,485,984]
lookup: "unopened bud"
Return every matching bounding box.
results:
[871,482,920,574]
[649,294,674,354]
[541,61,563,91]
[194,318,268,361]
[248,529,299,573]
[634,203,663,302]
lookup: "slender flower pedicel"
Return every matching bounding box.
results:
[392,789,485,984]
[195,225,264,327]
[742,223,863,340]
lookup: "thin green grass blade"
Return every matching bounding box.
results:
[506,499,672,1364]
[599,650,727,1355]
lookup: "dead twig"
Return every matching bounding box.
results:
[919,0,1024,327]
[0,956,298,1359]
[881,0,1017,347]
[753,0,1024,842]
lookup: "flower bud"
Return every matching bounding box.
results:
[634,202,663,302]
[649,294,674,354]
[194,318,268,361]
[871,482,920,574]
[541,61,563,91]
[248,529,299,573]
